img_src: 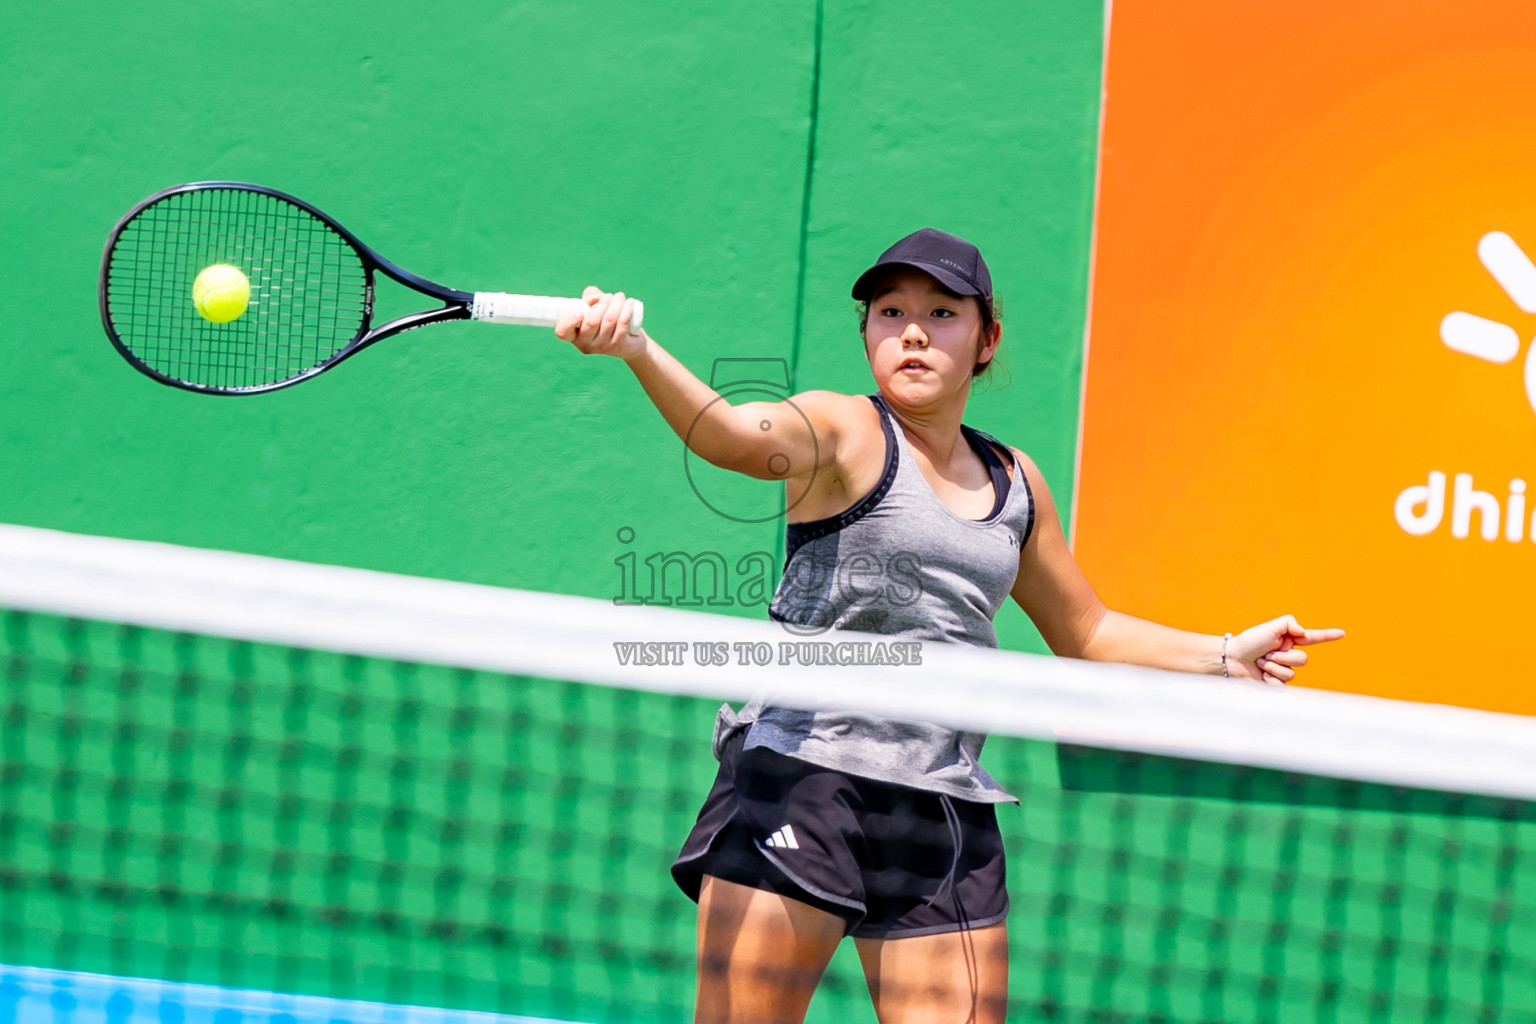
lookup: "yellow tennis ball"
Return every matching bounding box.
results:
[192,264,251,323]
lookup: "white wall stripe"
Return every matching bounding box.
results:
[1067,0,1116,548]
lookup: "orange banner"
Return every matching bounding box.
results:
[1077,2,1536,713]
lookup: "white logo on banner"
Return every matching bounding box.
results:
[1397,232,1536,541]
[1438,231,1536,415]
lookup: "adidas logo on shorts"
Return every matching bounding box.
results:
[764,825,799,850]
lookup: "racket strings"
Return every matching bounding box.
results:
[105,188,369,391]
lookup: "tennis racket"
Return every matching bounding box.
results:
[98,181,643,395]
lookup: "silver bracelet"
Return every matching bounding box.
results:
[1221,632,1232,677]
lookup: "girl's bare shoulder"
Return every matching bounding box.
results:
[784,389,882,439]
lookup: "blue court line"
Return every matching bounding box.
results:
[0,965,576,1024]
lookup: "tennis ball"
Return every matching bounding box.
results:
[192,264,251,323]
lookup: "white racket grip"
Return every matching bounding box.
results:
[470,292,644,335]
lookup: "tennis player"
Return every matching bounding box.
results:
[555,228,1343,1024]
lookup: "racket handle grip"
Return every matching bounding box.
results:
[470,292,644,335]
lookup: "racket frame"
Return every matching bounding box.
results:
[100,181,477,396]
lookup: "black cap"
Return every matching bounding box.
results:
[850,228,992,301]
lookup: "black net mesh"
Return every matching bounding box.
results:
[3,605,1535,1024]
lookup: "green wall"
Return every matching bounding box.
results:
[3,1,1107,1021]
[1,0,1103,654]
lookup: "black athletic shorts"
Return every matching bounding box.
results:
[670,731,1009,939]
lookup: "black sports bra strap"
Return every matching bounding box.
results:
[962,425,1010,521]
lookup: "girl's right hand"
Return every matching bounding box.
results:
[554,286,648,361]
[1227,615,1345,685]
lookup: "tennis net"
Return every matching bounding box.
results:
[2,524,1534,1024]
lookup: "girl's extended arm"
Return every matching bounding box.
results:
[1008,451,1343,684]
[554,287,845,481]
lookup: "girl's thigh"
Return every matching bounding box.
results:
[695,875,847,1024]
[853,923,1009,1024]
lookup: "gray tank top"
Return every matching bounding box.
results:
[724,393,1036,802]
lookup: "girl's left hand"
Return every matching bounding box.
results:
[1226,615,1345,686]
